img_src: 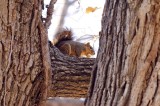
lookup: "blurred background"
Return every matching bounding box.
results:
[43,0,105,57]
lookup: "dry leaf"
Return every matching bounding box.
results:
[86,7,98,14]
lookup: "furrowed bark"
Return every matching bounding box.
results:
[0,0,51,106]
[49,42,95,98]
[86,0,160,106]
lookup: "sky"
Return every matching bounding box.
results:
[43,0,105,57]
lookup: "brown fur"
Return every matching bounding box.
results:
[52,29,95,57]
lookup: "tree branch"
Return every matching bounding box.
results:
[44,0,57,29]
[49,42,95,98]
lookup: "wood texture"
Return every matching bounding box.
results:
[0,0,51,106]
[86,0,160,106]
[49,42,95,98]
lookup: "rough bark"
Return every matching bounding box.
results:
[0,0,51,106]
[86,0,160,106]
[49,42,95,98]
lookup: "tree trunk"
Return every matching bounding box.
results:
[86,0,160,106]
[49,43,95,98]
[0,0,51,106]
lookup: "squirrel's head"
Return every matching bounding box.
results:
[85,42,95,56]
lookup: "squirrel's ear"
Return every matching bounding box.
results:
[86,42,90,46]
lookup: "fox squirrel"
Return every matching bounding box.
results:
[52,29,95,58]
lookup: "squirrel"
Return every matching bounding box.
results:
[52,29,95,58]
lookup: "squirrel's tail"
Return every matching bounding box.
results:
[52,29,73,45]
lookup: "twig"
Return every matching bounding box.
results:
[44,0,57,29]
